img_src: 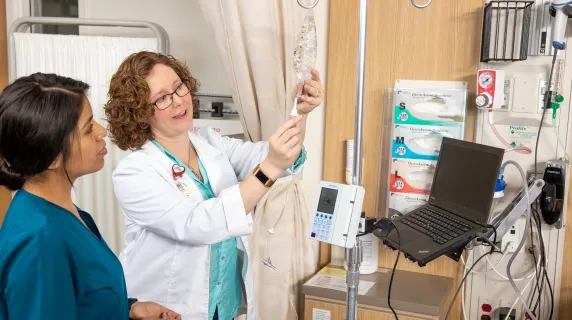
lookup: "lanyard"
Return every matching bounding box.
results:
[151,140,215,199]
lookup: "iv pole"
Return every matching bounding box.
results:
[345,0,368,319]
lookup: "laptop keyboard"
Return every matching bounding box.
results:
[401,207,474,245]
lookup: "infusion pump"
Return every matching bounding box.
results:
[309,181,365,248]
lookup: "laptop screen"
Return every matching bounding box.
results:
[429,137,504,225]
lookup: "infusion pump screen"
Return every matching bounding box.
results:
[317,188,338,214]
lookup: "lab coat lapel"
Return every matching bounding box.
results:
[188,131,224,195]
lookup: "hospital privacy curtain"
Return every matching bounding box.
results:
[198,1,317,319]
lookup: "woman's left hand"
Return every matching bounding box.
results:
[130,301,182,320]
[296,68,323,114]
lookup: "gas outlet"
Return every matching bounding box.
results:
[538,80,555,114]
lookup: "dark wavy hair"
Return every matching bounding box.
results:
[104,51,200,151]
[0,73,90,190]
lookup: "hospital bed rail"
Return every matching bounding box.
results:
[7,16,170,82]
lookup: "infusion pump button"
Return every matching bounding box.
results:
[311,213,333,241]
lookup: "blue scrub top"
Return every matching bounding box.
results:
[0,189,129,320]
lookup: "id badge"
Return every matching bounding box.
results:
[172,164,193,196]
[174,177,192,196]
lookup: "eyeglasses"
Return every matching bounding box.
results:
[152,81,192,111]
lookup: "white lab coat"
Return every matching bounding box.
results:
[112,128,302,320]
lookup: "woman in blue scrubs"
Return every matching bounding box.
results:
[0,73,182,320]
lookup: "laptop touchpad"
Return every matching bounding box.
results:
[390,227,420,245]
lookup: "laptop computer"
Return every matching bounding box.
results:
[378,137,504,267]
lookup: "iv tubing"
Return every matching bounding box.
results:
[552,119,571,160]
[503,274,536,320]
[502,160,536,320]
[290,85,304,117]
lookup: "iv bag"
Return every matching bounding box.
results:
[293,9,317,81]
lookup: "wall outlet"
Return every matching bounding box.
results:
[478,296,500,319]
[499,307,517,320]
[502,79,511,110]
[500,299,522,319]
[501,216,525,253]
[538,80,555,114]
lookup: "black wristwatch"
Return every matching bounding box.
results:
[128,298,138,311]
[253,164,275,187]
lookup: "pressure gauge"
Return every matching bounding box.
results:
[478,71,494,89]
[476,69,504,109]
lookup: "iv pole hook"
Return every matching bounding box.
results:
[297,0,320,9]
[411,0,432,9]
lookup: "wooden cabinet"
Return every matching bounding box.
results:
[304,297,436,320]
[302,266,451,320]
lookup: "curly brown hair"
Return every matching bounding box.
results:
[104,51,200,150]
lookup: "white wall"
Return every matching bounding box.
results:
[465,20,572,319]
[78,0,231,96]
[5,1,30,41]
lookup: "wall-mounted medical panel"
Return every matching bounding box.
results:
[528,0,557,56]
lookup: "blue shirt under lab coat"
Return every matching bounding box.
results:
[0,189,129,320]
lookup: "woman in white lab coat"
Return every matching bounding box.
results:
[104,52,323,320]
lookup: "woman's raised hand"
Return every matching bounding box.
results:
[260,116,304,178]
